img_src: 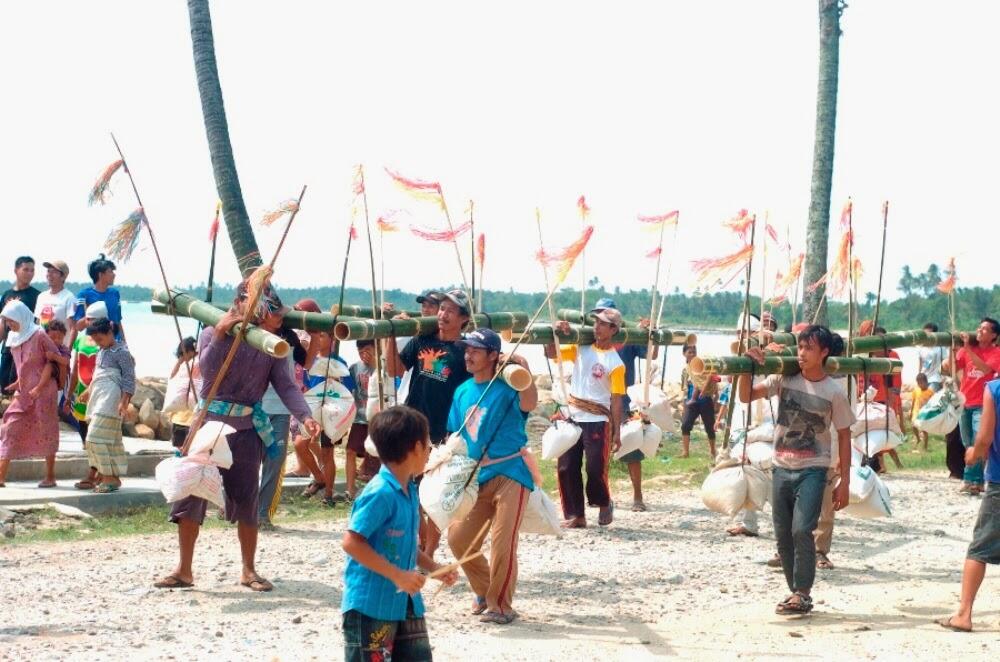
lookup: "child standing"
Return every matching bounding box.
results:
[680,344,720,459]
[910,373,934,452]
[345,339,376,500]
[341,406,457,661]
[739,325,855,615]
[79,318,135,493]
[29,320,70,399]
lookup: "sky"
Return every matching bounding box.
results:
[1,1,997,303]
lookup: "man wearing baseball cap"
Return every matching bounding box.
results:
[546,306,626,527]
[35,260,76,347]
[384,288,472,556]
[591,298,659,513]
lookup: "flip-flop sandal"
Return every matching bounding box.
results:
[775,592,813,615]
[74,480,96,490]
[598,501,615,526]
[560,518,587,529]
[480,611,515,625]
[936,617,971,633]
[241,577,274,592]
[154,575,194,589]
[37,481,57,488]
[631,501,648,512]
[302,481,325,498]
[726,526,759,537]
[471,596,488,615]
[94,483,119,493]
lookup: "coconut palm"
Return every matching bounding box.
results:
[187,0,262,277]
[802,0,847,325]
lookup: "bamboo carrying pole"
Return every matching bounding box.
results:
[330,304,420,319]
[510,323,693,347]
[334,313,529,342]
[556,309,643,329]
[151,299,363,335]
[750,329,965,354]
[690,355,902,377]
[152,290,289,358]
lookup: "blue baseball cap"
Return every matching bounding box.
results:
[457,328,502,353]
[591,297,617,313]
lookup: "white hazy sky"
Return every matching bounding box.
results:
[1,1,997,301]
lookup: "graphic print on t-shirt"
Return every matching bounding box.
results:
[590,362,607,380]
[464,404,486,440]
[775,387,832,460]
[417,347,452,382]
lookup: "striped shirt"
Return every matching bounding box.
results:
[342,465,424,620]
[97,342,136,395]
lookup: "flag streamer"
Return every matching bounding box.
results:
[103,208,146,262]
[691,243,754,292]
[260,199,300,226]
[352,165,365,196]
[209,201,221,242]
[840,198,853,228]
[577,195,590,219]
[645,247,663,259]
[938,257,957,294]
[637,210,679,226]
[536,226,595,283]
[376,210,403,233]
[723,209,754,243]
[409,220,472,242]
[88,159,124,206]
[476,233,486,267]
[807,230,852,297]
[385,168,445,208]
[769,253,805,304]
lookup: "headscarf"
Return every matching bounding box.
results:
[2,300,42,349]
[232,279,288,325]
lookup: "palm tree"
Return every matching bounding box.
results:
[801,0,847,325]
[187,0,262,277]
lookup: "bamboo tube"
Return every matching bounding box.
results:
[690,355,902,377]
[152,289,289,358]
[330,304,421,319]
[334,312,529,341]
[556,308,642,329]
[152,299,358,334]
[499,364,532,391]
[752,329,962,354]
[511,323,694,347]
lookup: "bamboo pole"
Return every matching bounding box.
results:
[753,329,964,354]
[510,323,693,347]
[151,296,359,335]
[642,213,670,406]
[690,355,902,377]
[556,309,643,329]
[873,200,889,329]
[335,313,529,342]
[330,304,419,319]
[357,166,386,411]
[469,201,475,314]
[536,208,570,416]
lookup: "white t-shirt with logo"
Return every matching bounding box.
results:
[34,289,76,345]
[561,344,626,423]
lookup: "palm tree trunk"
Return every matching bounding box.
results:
[187,0,262,277]
[802,0,845,326]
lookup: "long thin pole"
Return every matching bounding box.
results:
[642,216,669,406]
[579,198,588,318]
[438,193,476,328]
[536,209,569,417]
[199,201,221,337]
[378,227,386,312]
[872,200,889,329]
[724,214,757,450]
[359,167,386,410]
[846,201,855,402]
[332,222,356,357]
[469,201,475,315]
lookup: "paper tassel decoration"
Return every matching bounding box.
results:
[937,258,957,294]
[765,223,779,244]
[769,253,805,304]
[477,233,486,267]
[88,159,124,206]
[840,198,853,228]
[260,199,299,226]
[349,223,359,241]
[385,168,445,208]
[723,209,754,243]
[103,208,146,262]
[353,165,365,196]
[807,230,852,297]
[536,226,595,283]
[409,220,472,242]
[645,247,663,259]
[209,201,221,242]
[637,210,679,226]
[690,243,754,291]
[577,196,590,219]
[376,210,403,233]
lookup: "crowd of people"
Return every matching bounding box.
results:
[2,254,999,655]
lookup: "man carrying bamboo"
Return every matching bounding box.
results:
[546,310,625,528]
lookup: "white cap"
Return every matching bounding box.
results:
[736,312,760,333]
[85,301,109,320]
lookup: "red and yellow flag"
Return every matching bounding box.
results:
[938,258,957,294]
[690,244,754,291]
[536,226,594,283]
[88,159,124,206]
[385,168,445,209]
[409,221,472,242]
[260,199,299,226]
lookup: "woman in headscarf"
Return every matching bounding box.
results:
[0,300,61,487]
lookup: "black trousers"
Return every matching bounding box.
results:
[945,426,965,479]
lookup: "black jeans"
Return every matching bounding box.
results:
[343,601,432,662]
[680,398,716,440]
[772,466,827,593]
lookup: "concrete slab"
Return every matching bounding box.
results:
[6,430,174,481]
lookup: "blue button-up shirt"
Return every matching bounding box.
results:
[342,465,424,620]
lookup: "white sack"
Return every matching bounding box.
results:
[541,420,582,460]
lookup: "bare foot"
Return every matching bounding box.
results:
[561,517,586,529]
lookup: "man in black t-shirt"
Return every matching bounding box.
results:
[0,256,41,390]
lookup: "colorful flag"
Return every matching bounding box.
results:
[769,253,805,304]
[840,198,853,228]
[645,247,663,259]
[260,199,299,226]
[353,165,365,196]
[807,230,852,297]
[690,244,754,291]
[409,220,473,242]
[477,233,486,267]
[577,196,590,219]
[385,168,445,208]
[536,226,595,283]
[723,209,754,243]
[938,258,957,294]
[103,208,146,262]
[376,209,403,233]
[637,210,679,227]
[349,223,359,241]
[88,159,124,206]
[209,201,221,242]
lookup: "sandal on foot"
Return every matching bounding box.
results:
[726,525,758,538]
[631,501,648,512]
[936,616,971,633]
[321,495,339,508]
[154,574,194,589]
[816,552,835,570]
[302,481,325,498]
[471,596,488,615]
[598,501,614,526]
[240,577,274,592]
[37,481,57,488]
[74,480,96,490]
[480,611,515,625]
[776,592,813,615]
[94,483,119,493]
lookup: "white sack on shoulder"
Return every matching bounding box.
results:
[541,420,582,460]
[419,453,479,531]
[187,421,236,469]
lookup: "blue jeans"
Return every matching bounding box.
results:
[771,466,827,593]
[960,407,984,485]
[258,414,291,524]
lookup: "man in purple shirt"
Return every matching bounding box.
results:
[155,281,321,592]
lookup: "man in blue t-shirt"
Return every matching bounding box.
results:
[74,254,125,343]
[446,328,537,624]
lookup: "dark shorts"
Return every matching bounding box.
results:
[169,427,264,527]
[618,449,645,464]
[171,424,190,449]
[343,600,432,662]
[291,419,338,448]
[347,423,369,457]
[967,482,1000,565]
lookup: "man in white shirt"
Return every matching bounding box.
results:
[34,259,76,347]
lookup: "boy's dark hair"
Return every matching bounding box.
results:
[923,322,939,333]
[797,325,845,361]
[176,336,197,358]
[86,317,115,337]
[916,372,928,383]
[874,326,887,335]
[356,339,375,350]
[982,317,1000,338]
[14,256,34,268]
[369,406,429,464]
[46,320,67,334]
[87,254,116,283]
[682,344,696,354]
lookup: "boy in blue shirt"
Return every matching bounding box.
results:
[74,254,125,343]
[341,406,457,661]
[446,329,537,625]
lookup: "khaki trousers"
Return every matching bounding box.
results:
[447,476,529,615]
[814,468,838,555]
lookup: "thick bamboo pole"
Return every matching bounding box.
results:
[690,355,902,377]
[755,329,963,353]
[510,323,694,347]
[330,304,419,319]
[152,289,288,358]
[334,312,529,341]
[151,298,357,334]
[556,309,642,329]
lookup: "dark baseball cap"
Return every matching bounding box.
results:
[457,328,501,353]
[441,289,470,315]
[416,290,445,305]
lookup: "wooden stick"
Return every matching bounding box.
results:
[536,208,569,417]
[358,166,386,412]
[873,200,889,330]
[642,212,669,407]
[429,518,491,599]
[438,192,476,329]
[469,201,476,314]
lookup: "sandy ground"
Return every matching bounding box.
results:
[0,470,996,661]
